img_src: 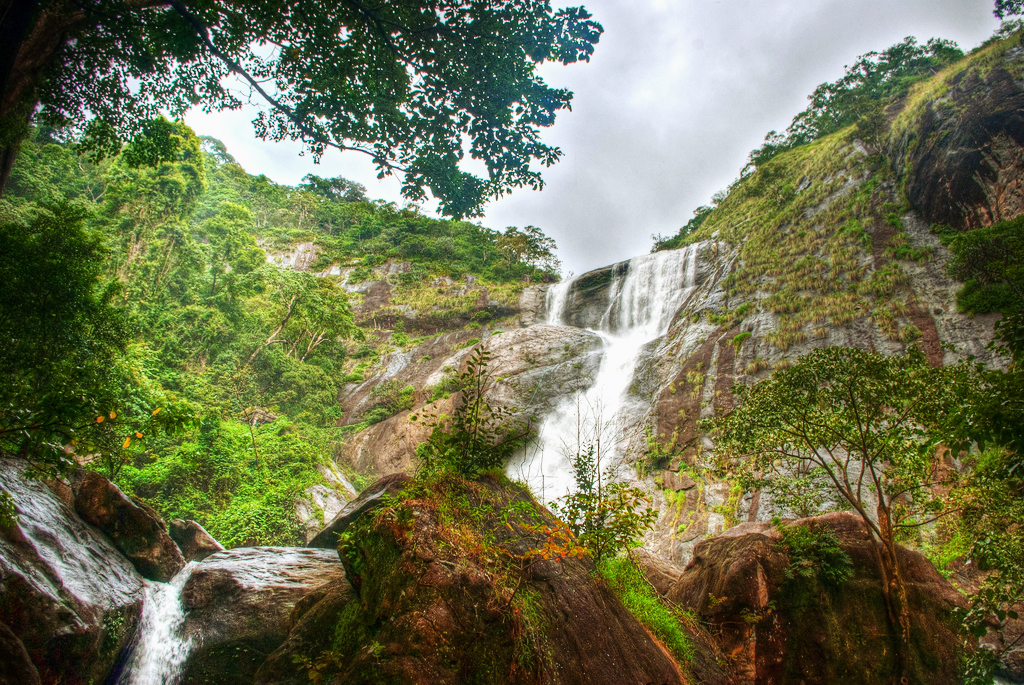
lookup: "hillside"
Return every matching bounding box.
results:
[1,20,1023,685]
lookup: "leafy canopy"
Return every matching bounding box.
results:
[706,346,961,543]
[17,0,603,217]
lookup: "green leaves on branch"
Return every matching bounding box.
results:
[21,0,603,217]
[552,445,656,562]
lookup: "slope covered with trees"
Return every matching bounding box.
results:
[0,121,561,546]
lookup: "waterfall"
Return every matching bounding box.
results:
[118,562,197,685]
[510,244,701,501]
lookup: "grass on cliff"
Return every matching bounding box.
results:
[598,556,695,666]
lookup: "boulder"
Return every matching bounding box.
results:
[0,458,144,685]
[281,473,687,684]
[667,511,968,684]
[0,620,41,685]
[307,472,411,548]
[72,469,185,582]
[179,547,347,684]
[254,585,355,685]
[168,519,224,562]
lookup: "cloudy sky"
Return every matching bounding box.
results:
[185,0,1002,276]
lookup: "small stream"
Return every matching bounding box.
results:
[117,562,197,685]
[509,244,700,501]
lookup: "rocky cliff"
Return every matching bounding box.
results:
[329,31,1023,571]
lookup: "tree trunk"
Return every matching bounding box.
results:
[0,1,80,194]
[876,503,913,684]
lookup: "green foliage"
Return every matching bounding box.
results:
[744,37,962,171]
[947,215,1024,365]
[597,556,694,665]
[364,381,416,424]
[552,439,656,562]
[731,331,752,350]
[708,347,958,540]
[767,465,849,519]
[0,489,16,527]
[652,205,713,252]
[495,225,561,276]
[777,522,854,587]
[0,201,191,473]
[412,348,530,478]
[429,372,463,401]
[124,417,330,547]
[9,0,603,217]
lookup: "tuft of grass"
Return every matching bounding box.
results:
[597,556,695,665]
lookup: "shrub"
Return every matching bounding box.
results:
[777,521,854,587]
[412,348,530,478]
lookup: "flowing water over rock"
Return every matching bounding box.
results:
[118,563,197,685]
[509,245,700,500]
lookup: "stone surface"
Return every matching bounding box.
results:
[0,459,144,685]
[254,585,355,685]
[281,474,687,684]
[168,519,224,562]
[295,485,351,543]
[0,620,41,685]
[338,325,603,478]
[888,44,1024,232]
[179,547,348,684]
[72,469,185,582]
[307,472,411,549]
[667,512,968,684]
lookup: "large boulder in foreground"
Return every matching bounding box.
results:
[73,469,185,581]
[274,473,686,685]
[667,512,967,685]
[0,459,144,685]
[179,547,347,684]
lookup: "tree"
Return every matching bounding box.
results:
[996,0,1024,18]
[412,347,531,478]
[0,202,189,474]
[706,346,959,681]
[942,215,1024,684]
[552,444,656,562]
[743,36,962,173]
[0,0,603,217]
[495,225,561,275]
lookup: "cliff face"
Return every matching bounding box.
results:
[330,31,1023,570]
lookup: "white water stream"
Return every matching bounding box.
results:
[118,562,197,685]
[509,245,700,501]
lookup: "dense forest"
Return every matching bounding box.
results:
[0,123,561,546]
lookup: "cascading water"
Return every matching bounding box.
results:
[509,244,701,501]
[118,562,197,685]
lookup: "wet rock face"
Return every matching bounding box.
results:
[295,485,350,544]
[307,472,410,549]
[179,547,348,685]
[890,47,1024,232]
[338,325,603,479]
[667,512,967,685]
[283,474,686,685]
[0,459,144,685]
[73,469,185,582]
[168,519,224,562]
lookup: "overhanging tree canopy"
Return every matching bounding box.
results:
[0,0,603,217]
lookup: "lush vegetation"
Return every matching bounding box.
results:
[0,123,561,545]
[0,1,602,216]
